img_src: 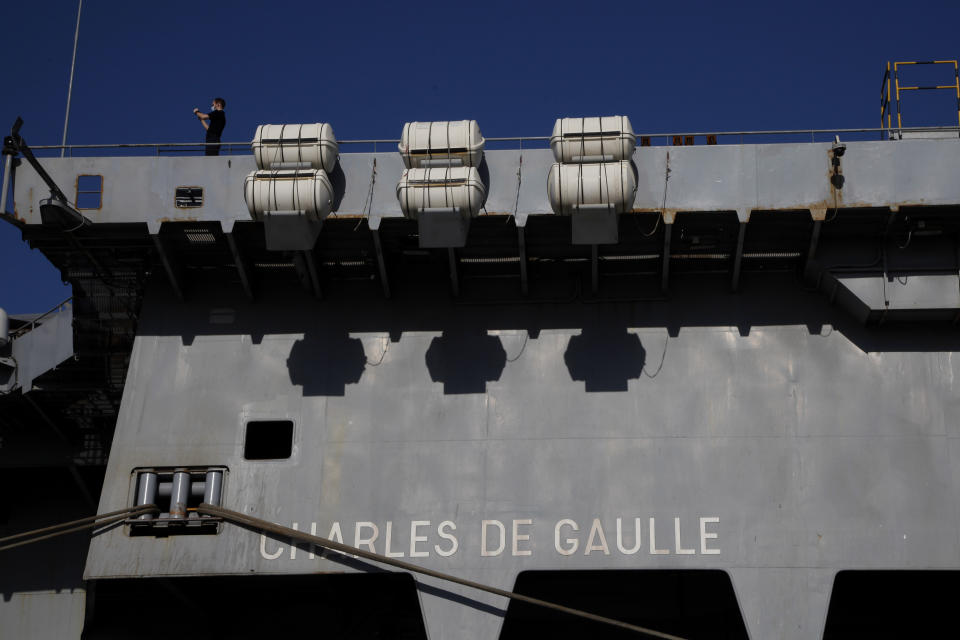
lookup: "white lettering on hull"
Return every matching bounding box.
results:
[259,516,721,560]
[481,520,505,556]
[700,516,721,554]
[436,520,458,557]
[384,521,404,558]
[555,519,579,555]
[615,517,642,555]
[410,521,430,558]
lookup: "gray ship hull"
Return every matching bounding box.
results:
[4,134,960,638]
[81,271,960,639]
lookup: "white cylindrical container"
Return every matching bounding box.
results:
[547,161,637,215]
[0,307,7,347]
[396,166,487,219]
[399,120,485,168]
[244,169,334,221]
[252,123,338,171]
[551,116,636,163]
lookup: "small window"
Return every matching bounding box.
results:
[76,174,103,209]
[175,186,204,208]
[244,420,294,460]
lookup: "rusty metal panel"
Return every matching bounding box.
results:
[842,139,960,207]
[336,152,404,220]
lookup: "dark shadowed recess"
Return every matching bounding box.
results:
[0,467,103,600]
[82,573,427,640]
[564,325,646,392]
[139,270,960,356]
[499,570,748,640]
[287,329,365,396]
[135,269,960,398]
[424,328,506,394]
[823,571,960,639]
[243,420,294,459]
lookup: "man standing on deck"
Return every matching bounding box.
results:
[193,98,226,156]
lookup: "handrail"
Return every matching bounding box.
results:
[8,297,72,340]
[886,60,960,136]
[18,125,960,154]
[880,62,892,133]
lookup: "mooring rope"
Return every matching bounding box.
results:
[199,503,687,640]
[0,504,158,552]
[2,502,688,638]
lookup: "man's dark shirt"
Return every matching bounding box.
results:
[206,110,226,142]
[204,110,225,156]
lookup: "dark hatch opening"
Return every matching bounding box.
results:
[82,573,427,639]
[499,569,748,639]
[244,420,293,460]
[175,186,203,208]
[823,570,960,639]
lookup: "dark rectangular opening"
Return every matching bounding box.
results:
[823,570,960,639]
[499,569,748,639]
[84,573,427,639]
[175,186,203,208]
[244,420,293,460]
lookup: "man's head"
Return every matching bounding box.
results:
[212,97,226,110]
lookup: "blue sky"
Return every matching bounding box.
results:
[2,0,960,312]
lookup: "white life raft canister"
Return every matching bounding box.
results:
[550,115,636,164]
[244,169,334,221]
[547,161,637,216]
[252,123,338,171]
[399,120,485,168]
[396,166,487,219]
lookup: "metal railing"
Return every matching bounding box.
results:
[17,125,960,159]
[8,297,72,341]
[881,60,960,138]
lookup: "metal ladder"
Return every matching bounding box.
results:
[880,60,960,139]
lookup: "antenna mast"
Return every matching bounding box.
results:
[61,0,82,158]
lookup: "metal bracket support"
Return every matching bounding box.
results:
[372,229,391,299]
[151,234,184,301]
[661,222,673,294]
[731,222,747,292]
[518,227,528,296]
[591,244,599,294]
[303,250,322,300]
[225,233,253,301]
[0,153,12,216]
[804,219,823,282]
[448,248,459,296]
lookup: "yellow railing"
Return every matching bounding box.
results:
[881,60,960,138]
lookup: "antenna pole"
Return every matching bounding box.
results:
[61,0,82,158]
